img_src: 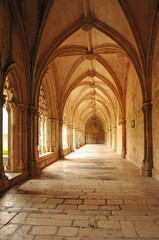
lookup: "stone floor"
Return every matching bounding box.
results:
[0,144,159,240]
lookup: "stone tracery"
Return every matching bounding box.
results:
[38,85,49,155]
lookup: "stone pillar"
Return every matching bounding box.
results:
[81,130,84,146]
[75,128,79,149]
[141,102,152,177]
[112,125,117,152]
[6,105,11,170]
[52,118,57,152]
[68,125,74,151]
[108,128,112,149]
[38,114,42,155]
[58,120,64,159]
[0,95,9,191]
[78,130,81,147]
[121,118,126,158]
[16,104,24,172]
[47,118,53,152]
[42,115,46,154]
[28,106,40,176]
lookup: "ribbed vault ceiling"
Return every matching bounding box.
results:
[33,0,157,130]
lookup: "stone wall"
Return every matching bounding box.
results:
[152,19,159,181]
[86,119,104,144]
[126,64,144,168]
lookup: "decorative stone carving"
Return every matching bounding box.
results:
[28,106,38,116]
[38,85,49,155]
[38,85,48,116]
[81,23,93,32]
[85,53,95,60]
[3,78,14,108]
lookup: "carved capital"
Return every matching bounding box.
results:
[142,102,151,113]
[28,106,38,116]
[81,23,93,32]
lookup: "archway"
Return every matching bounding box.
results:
[86,117,105,144]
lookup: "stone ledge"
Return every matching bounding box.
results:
[63,147,71,157]
[38,152,58,170]
[0,176,9,191]
[152,168,159,182]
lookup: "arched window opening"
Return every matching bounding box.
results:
[2,77,21,173]
[38,85,49,155]
[62,124,68,148]
[3,107,8,170]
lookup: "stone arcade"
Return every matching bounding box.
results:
[0,0,159,239]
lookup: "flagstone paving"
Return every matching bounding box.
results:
[0,144,159,239]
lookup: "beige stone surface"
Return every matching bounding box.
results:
[0,145,159,240]
[31,226,57,235]
[57,227,78,236]
[84,199,105,205]
[64,199,83,204]
[133,221,159,238]
[120,221,137,238]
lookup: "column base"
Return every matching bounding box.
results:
[29,162,40,176]
[152,168,159,181]
[58,149,64,159]
[0,176,9,191]
[71,146,75,152]
[121,151,126,159]
[140,168,152,177]
[29,167,40,176]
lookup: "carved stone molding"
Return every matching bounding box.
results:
[81,23,93,32]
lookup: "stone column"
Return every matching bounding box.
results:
[75,128,79,149]
[52,118,57,152]
[109,128,112,149]
[78,129,81,147]
[47,118,53,152]
[58,120,64,159]
[28,106,40,176]
[6,105,11,171]
[42,115,46,154]
[38,114,42,155]
[16,104,24,172]
[112,125,117,152]
[68,125,74,151]
[121,118,126,158]
[0,95,9,191]
[141,102,152,176]
[81,130,84,146]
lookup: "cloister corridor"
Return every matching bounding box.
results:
[0,144,159,240]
